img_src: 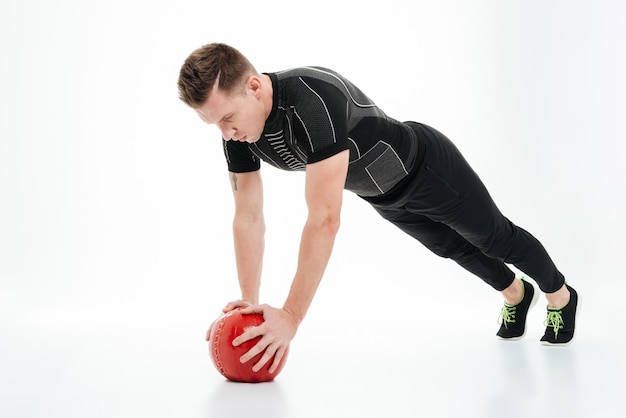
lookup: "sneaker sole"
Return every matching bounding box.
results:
[497,283,541,341]
[540,292,580,347]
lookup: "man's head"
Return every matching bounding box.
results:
[178,43,256,108]
[178,43,271,142]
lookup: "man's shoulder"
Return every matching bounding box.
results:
[274,66,338,79]
[273,66,350,88]
[273,67,364,104]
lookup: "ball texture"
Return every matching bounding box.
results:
[208,309,289,383]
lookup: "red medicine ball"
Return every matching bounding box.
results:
[208,309,289,383]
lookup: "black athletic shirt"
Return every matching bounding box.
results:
[222,67,419,197]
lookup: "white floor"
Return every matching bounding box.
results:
[2,262,625,418]
[2,1,626,417]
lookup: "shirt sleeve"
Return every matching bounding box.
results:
[292,77,350,164]
[222,140,261,173]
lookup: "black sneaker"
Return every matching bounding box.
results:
[540,285,578,345]
[497,278,538,340]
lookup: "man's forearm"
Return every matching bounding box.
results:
[283,217,340,325]
[233,218,265,304]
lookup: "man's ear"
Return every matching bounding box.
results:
[247,75,262,97]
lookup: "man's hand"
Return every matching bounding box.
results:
[232,304,298,374]
[222,299,253,313]
[205,300,254,342]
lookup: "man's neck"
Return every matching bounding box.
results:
[261,73,274,120]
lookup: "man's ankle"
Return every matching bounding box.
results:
[546,284,571,309]
[501,277,524,306]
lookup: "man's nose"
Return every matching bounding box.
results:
[220,126,236,140]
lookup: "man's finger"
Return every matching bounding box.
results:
[252,343,277,372]
[222,300,249,312]
[268,346,287,374]
[239,338,268,364]
[238,303,266,315]
[205,320,217,341]
[232,324,263,347]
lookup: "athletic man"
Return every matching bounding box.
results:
[177,43,579,374]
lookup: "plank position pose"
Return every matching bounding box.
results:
[177,43,578,373]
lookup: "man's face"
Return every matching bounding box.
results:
[195,76,267,143]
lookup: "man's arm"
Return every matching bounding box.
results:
[234,149,350,372]
[283,149,349,323]
[206,170,263,342]
[229,170,265,307]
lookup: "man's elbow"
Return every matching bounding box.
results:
[312,212,341,236]
[233,213,266,234]
[326,217,341,236]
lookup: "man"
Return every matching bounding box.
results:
[177,43,578,374]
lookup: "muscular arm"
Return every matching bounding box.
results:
[283,149,350,324]
[232,150,350,372]
[230,170,265,305]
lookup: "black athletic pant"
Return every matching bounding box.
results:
[362,122,565,293]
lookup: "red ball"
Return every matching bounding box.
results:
[208,309,289,383]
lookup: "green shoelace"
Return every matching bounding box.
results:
[498,305,517,329]
[544,310,564,338]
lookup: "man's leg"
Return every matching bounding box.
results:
[402,122,567,295]
[371,205,516,291]
[371,204,538,339]
[375,122,578,343]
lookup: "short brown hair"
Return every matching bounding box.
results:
[177,43,257,108]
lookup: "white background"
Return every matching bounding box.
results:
[1,0,625,417]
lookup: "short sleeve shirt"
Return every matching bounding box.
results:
[222,67,418,197]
